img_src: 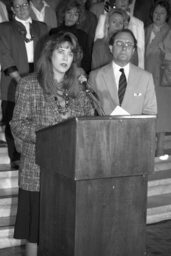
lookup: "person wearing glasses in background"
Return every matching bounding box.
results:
[0,0,48,170]
[88,29,157,116]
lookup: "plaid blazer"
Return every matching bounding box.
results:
[10,73,94,191]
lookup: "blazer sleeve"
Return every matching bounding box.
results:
[0,23,18,72]
[137,21,145,69]
[143,73,157,115]
[129,17,145,69]
[94,14,106,41]
[10,77,37,152]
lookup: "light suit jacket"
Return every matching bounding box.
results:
[88,62,157,115]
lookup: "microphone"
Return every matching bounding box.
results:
[78,75,105,116]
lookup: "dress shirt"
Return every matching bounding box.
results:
[30,0,48,22]
[15,16,34,63]
[112,62,129,90]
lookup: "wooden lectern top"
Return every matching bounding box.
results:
[36,116,156,180]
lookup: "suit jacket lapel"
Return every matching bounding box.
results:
[102,63,119,106]
[12,20,28,61]
[12,20,27,40]
[30,21,40,45]
[122,64,138,108]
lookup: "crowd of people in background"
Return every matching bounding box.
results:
[0,0,171,255]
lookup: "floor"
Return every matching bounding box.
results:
[146,220,171,256]
[0,220,171,256]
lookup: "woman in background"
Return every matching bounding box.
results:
[51,0,91,73]
[11,32,94,256]
[145,0,171,156]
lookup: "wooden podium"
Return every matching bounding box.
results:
[36,116,156,256]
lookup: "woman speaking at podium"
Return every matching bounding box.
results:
[10,31,94,256]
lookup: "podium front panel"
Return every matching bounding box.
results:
[39,173,147,256]
[36,116,156,180]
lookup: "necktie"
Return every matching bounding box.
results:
[118,68,127,105]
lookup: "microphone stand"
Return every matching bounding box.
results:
[84,82,105,116]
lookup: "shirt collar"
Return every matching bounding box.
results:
[15,16,32,24]
[112,61,130,81]
[113,62,129,72]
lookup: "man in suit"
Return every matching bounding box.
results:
[88,29,157,115]
[0,0,48,170]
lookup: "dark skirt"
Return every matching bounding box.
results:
[14,188,40,243]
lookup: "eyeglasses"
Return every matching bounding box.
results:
[14,3,29,10]
[114,40,135,50]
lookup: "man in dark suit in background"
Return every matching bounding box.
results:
[0,0,48,169]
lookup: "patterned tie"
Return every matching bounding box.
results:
[118,68,127,105]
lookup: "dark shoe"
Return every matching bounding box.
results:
[11,160,20,170]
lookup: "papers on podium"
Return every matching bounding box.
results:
[110,106,130,116]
